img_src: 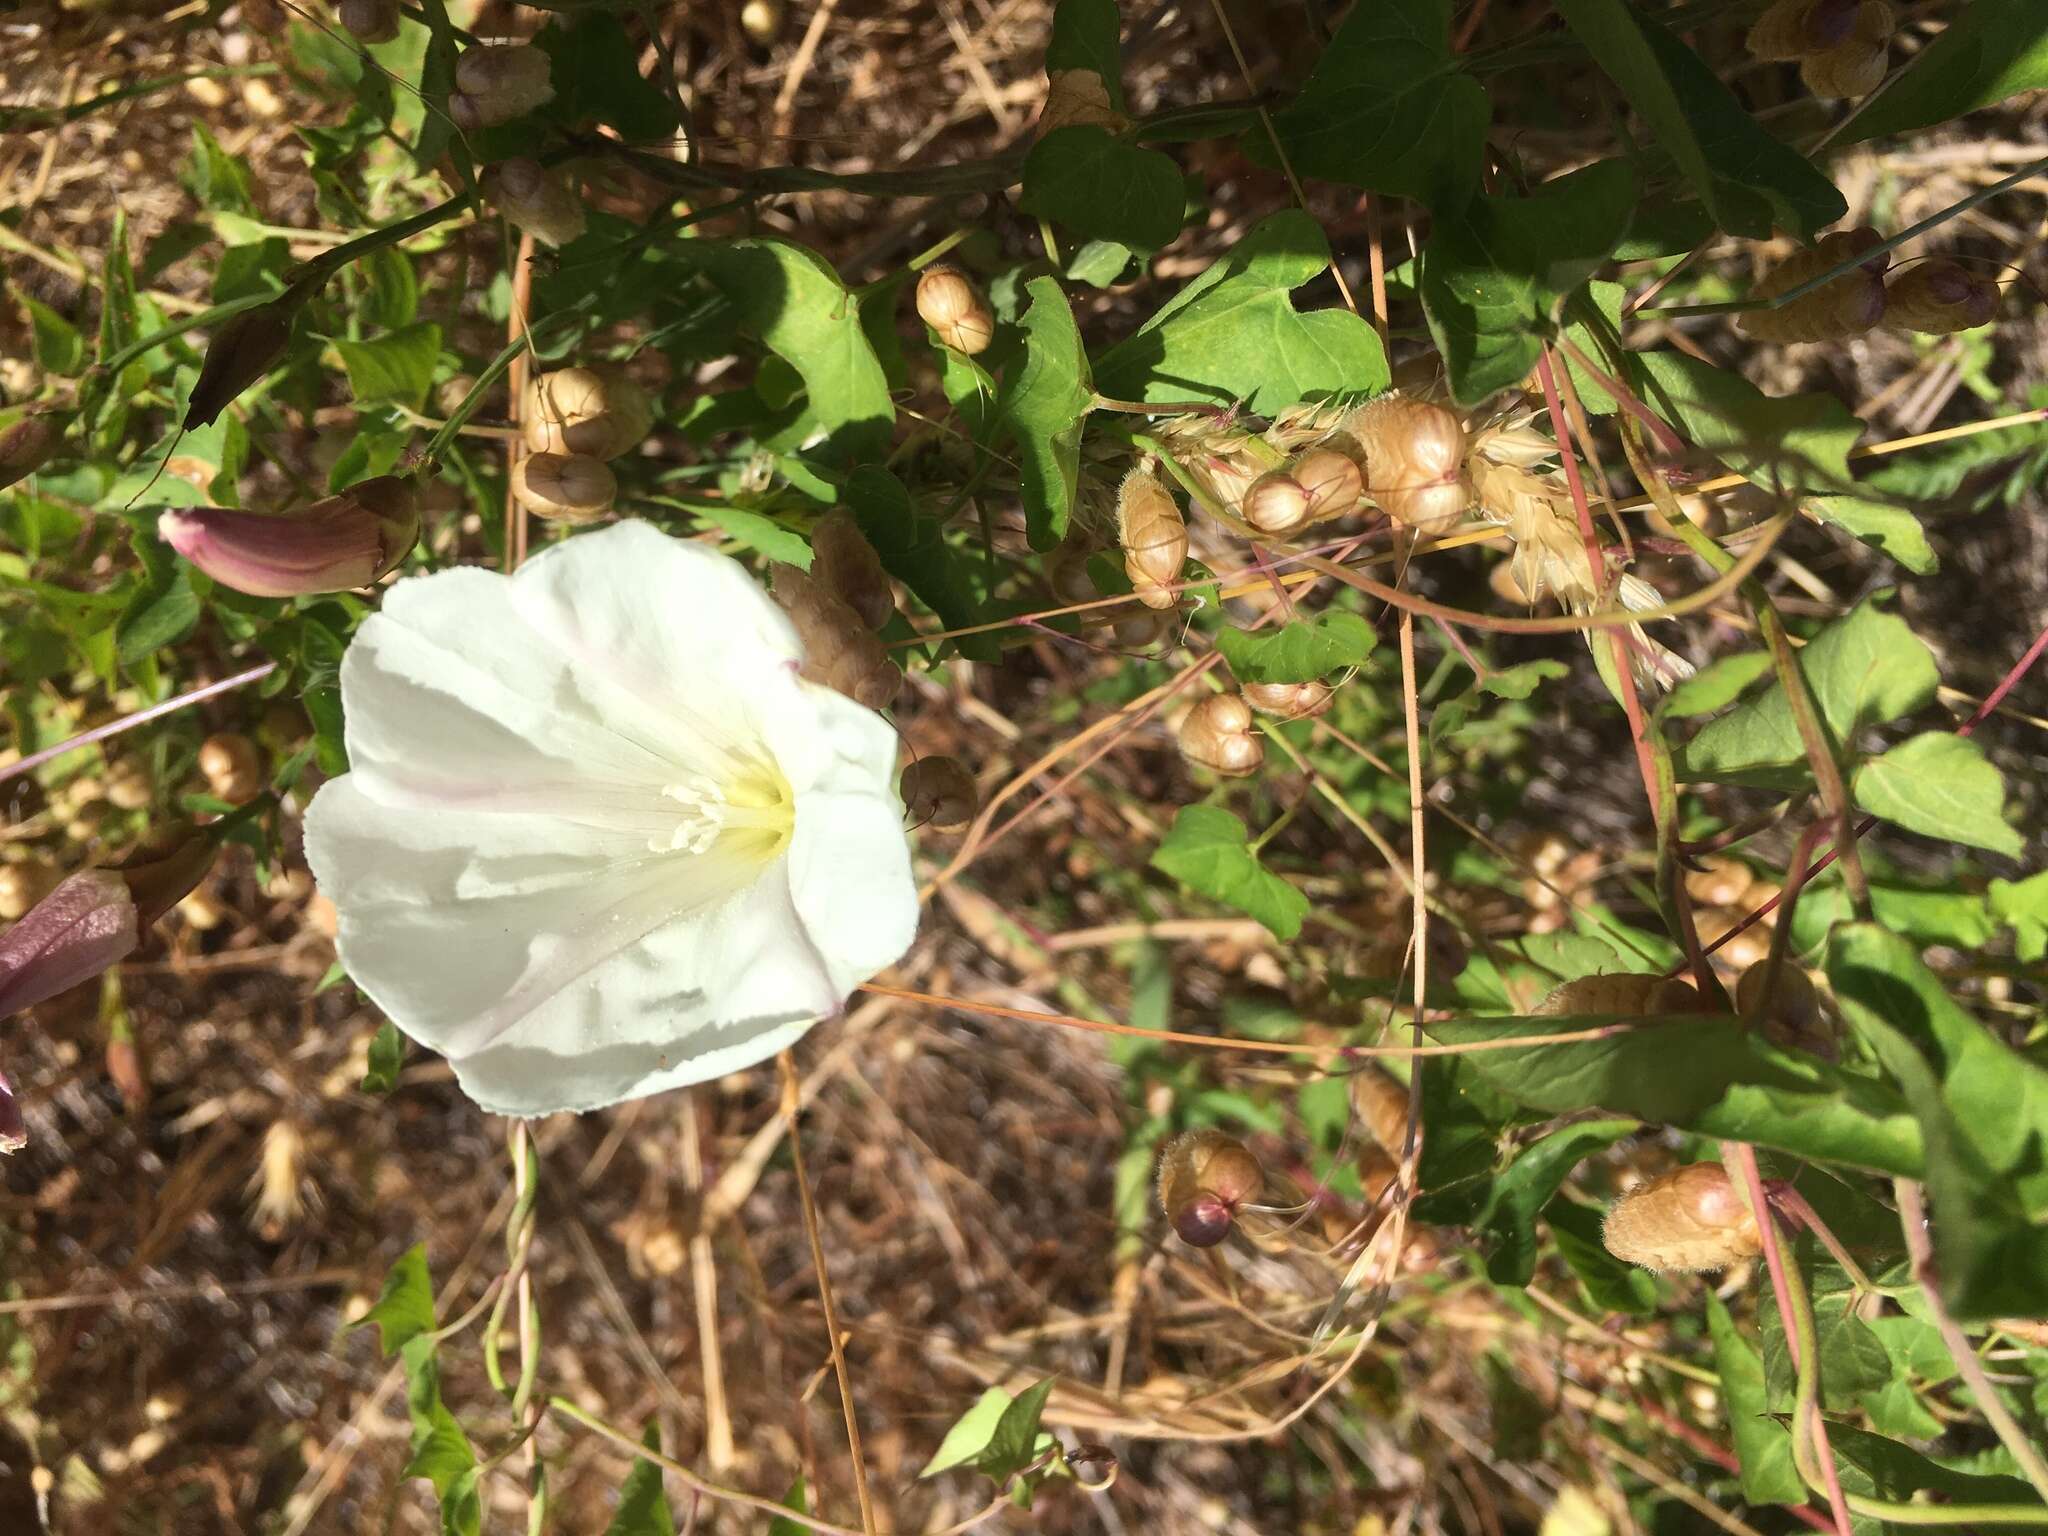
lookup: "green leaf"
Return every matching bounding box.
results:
[356,1243,437,1356]
[1706,1294,1805,1504]
[361,1019,405,1095]
[996,276,1092,549]
[1546,1197,1657,1315]
[1633,351,1861,498]
[1761,1288,1894,1410]
[19,291,85,376]
[1151,805,1309,941]
[1419,160,1637,406]
[768,1477,811,1536]
[1217,610,1375,684]
[538,12,679,143]
[1020,128,1185,253]
[362,247,420,331]
[1852,732,2022,856]
[1827,1423,2042,1511]
[1662,651,1772,717]
[399,1335,482,1536]
[1843,0,2048,143]
[1476,1119,1639,1286]
[1806,495,1937,575]
[1093,211,1389,416]
[602,1425,674,1536]
[981,1377,1057,1485]
[922,1387,1016,1477]
[1550,0,1844,238]
[1425,1011,1924,1176]
[183,124,257,215]
[1263,0,1488,211]
[1990,870,2048,962]
[684,239,895,458]
[1478,659,1568,701]
[331,321,443,410]
[117,532,202,666]
[1045,0,1126,111]
[842,467,1002,662]
[1676,598,1939,789]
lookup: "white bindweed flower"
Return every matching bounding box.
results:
[303,521,918,1117]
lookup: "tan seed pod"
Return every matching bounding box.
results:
[337,0,399,43]
[105,759,154,811]
[1157,1128,1263,1247]
[1885,260,2000,335]
[1347,395,1469,531]
[1243,680,1333,720]
[1180,693,1263,776]
[0,858,57,922]
[1684,857,1754,909]
[1746,0,1858,60]
[1117,468,1187,609]
[900,756,977,832]
[484,158,587,248]
[1046,547,1102,607]
[809,509,894,631]
[1294,447,1364,523]
[1801,38,1887,98]
[1356,1142,1399,1208]
[512,452,615,523]
[523,366,653,460]
[452,43,555,129]
[1112,607,1171,648]
[1243,470,1313,536]
[1535,972,1679,1016]
[1646,976,1705,1013]
[1349,1066,1411,1157]
[739,0,783,44]
[914,266,995,356]
[198,732,263,804]
[1737,228,1889,343]
[1736,960,1838,1060]
[770,563,903,711]
[1603,1163,1762,1272]
[1039,68,1127,136]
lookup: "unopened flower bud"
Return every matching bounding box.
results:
[1243,470,1312,535]
[809,509,894,631]
[1243,680,1332,720]
[0,869,138,1020]
[1117,468,1187,609]
[1157,1128,1263,1247]
[452,43,554,129]
[523,366,652,459]
[1603,1163,1761,1271]
[1293,447,1364,524]
[511,452,614,523]
[771,563,903,711]
[1346,395,1469,531]
[198,732,263,804]
[484,158,586,247]
[338,0,400,43]
[1349,1065,1412,1156]
[1180,693,1263,776]
[1885,260,1999,335]
[186,297,297,429]
[111,824,218,930]
[159,475,419,597]
[900,756,977,832]
[0,410,62,491]
[1039,68,1127,136]
[1738,227,1889,342]
[915,266,995,356]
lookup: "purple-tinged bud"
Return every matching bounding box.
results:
[0,870,139,1021]
[186,298,298,429]
[158,475,419,597]
[0,410,63,491]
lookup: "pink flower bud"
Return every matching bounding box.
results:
[158,476,420,598]
[0,870,138,1020]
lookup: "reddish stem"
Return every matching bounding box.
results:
[0,662,279,789]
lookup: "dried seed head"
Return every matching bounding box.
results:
[1747,0,1857,59]
[1179,693,1263,776]
[248,1119,310,1237]
[1349,1066,1411,1157]
[1646,976,1704,1013]
[1536,972,1682,1016]
[1046,547,1102,607]
[1112,607,1171,648]
[770,563,903,711]
[900,756,977,832]
[1243,470,1313,536]
[338,0,400,43]
[1347,395,1469,531]
[1243,680,1333,721]
[1603,1163,1761,1271]
[740,0,784,44]
[512,452,616,523]
[1039,68,1126,136]
[1157,1128,1263,1246]
[484,158,587,247]
[1738,228,1889,343]
[1800,38,1887,98]
[809,509,895,630]
[1736,960,1837,1060]
[523,366,653,460]
[198,732,263,804]
[1356,1142,1398,1207]
[1293,447,1365,523]
[186,298,296,429]
[452,43,555,128]
[0,411,61,491]
[914,266,995,356]
[1885,260,2000,335]
[1117,468,1188,609]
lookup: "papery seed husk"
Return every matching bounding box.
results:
[1348,395,1469,531]
[914,266,995,355]
[1112,607,1171,648]
[1040,68,1127,136]
[1800,37,1888,98]
[1242,680,1332,720]
[1357,1143,1398,1207]
[1536,972,1673,1016]
[1885,260,2000,334]
[1294,448,1364,523]
[1735,960,1838,1059]
[485,158,587,247]
[453,43,554,126]
[198,733,263,804]
[523,366,653,460]
[338,0,400,42]
[1738,228,1890,343]
[1746,0,1858,58]
[1243,470,1313,535]
[1349,1066,1411,1157]
[1603,1163,1762,1271]
[512,452,615,523]
[1117,468,1187,610]
[900,755,977,832]
[770,562,903,711]
[1179,693,1262,776]
[809,508,895,631]
[1157,1128,1262,1246]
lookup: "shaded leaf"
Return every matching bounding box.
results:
[1217,610,1375,684]
[1852,731,2022,856]
[843,466,1002,662]
[1020,128,1185,252]
[1706,1293,1805,1504]
[1477,1118,1639,1286]
[996,276,1092,549]
[602,1425,674,1536]
[1633,351,1861,497]
[356,1243,436,1356]
[1152,805,1309,941]
[1045,0,1126,111]
[1546,1197,1657,1315]
[1843,1,2048,143]
[331,321,443,410]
